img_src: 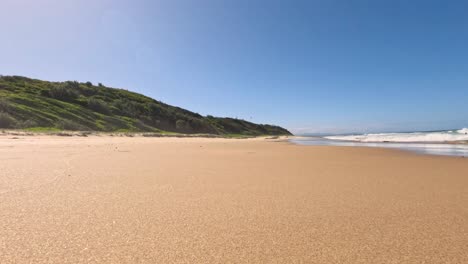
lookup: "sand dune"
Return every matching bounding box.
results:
[1,136,467,263]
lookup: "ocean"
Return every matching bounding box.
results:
[290,128,468,157]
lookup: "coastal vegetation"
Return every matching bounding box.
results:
[0,75,291,136]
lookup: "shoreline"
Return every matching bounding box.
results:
[0,129,292,140]
[290,136,468,157]
[290,135,468,145]
[1,130,465,158]
[2,128,466,146]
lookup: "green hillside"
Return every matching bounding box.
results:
[0,76,291,136]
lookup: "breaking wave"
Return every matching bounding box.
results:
[325,128,468,143]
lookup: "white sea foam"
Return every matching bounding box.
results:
[325,128,468,143]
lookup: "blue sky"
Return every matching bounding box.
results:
[1,0,467,134]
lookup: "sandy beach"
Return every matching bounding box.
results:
[1,135,467,263]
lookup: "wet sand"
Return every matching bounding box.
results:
[1,136,467,263]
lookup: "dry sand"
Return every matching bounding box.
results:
[1,135,467,263]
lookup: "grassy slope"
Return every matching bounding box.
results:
[0,76,291,136]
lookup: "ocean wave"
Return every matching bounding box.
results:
[325,128,468,143]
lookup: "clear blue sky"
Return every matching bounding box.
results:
[1,0,467,134]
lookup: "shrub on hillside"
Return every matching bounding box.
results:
[0,99,11,112]
[48,84,79,101]
[57,120,86,131]
[87,97,110,114]
[17,119,38,129]
[149,103,164,116]
[102,116,130,131]
[176,119,192,131]
[80,87,97,97]
[0,112,17,128]
[134,119,153,131]
[112,99,144,117]
[65,81,80,89]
